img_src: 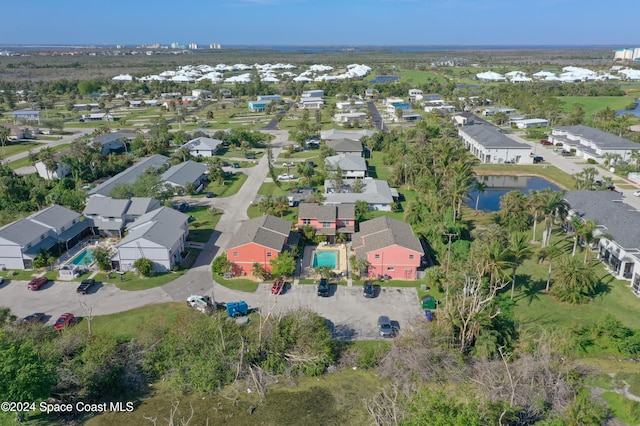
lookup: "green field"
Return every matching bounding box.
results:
[188,205,222,243]
[2,140,44,159]
[397,70,448,85]
[559,96,633,119]
[8,143,71,169]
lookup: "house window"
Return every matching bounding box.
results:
[374,254,380,259]
[72,220,77,224]
[302,219,311,225]
[233,252,238,257]
[322,222,331,228]
[40,235,45,240]
[409,254,414,260]
[267,252,272,257]
[387,267,395,271]
[343,220,350,226]
[61,226,66,232]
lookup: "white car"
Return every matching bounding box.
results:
[634,190,640,197]
[277,174,295,181]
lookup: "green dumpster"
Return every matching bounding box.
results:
[421,295,436,310]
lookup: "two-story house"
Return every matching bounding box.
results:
[83,197,161,237]
[297,203,355,243]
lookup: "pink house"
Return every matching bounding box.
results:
[352,216,425,280]
[297,203,355,243]
[226,215,298,277]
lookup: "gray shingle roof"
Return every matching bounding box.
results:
[459,124,530,149]
[28,205,82,230]
[227,215,292,251]
[0,219,50,246]
[94,131,127,146]
[352,216,424,259]
[326,139,364,153]
[324,178,394,205]
[183,137,223,153]
[321,129,375,141]
[127,198,161,216]
[117,207,188,249]
[554,125,640,149]
[161,161,209,187]
[89,154,170,197]
[299,203,338,222]
[83,197,131,218]
[564,190,640,250]
[337,204,355,220]
[325,154,367,171]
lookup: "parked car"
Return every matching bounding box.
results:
[561,150,574,156]
[22,312,45,325]
[317,278,330,297]
[54,313,75,331]
[27,277,48,291]
[377,315,395,338]
[634,190,640,197]
[307,161,316,168]
[540,140,553,146]
[0,276,4,285]
[363,280,375,298]
[221,161,230,167]
[76,279,96,295]
[231,163,240,168]
[271,277,284,295]
[277,174,295,181]
[245,153,256,159]
[176,202,189,212]
[533,156,544,164]
[205,192,215,198]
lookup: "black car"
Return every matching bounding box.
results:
[76,279,96,295]
[22,312,45,325]
[317,278,330,297]
[176,202,189,212]
[363,280,375,298]
[533,156,544,163]
[205,192,215,198]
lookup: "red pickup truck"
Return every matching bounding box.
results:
[540,140,553,146]
[271,277,284,295]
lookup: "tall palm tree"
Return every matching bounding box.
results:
[472,180,488,211]
[552,255,598,304]
[481,241,516,289]
[0,125,10,163]
[539,189,569,247]
[526,190,544,243]
[538,242,563,292]
[509,233,533,299]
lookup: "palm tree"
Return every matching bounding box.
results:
[509,233,533,299]
[526,190,544,243]
[472,180,488,211]
[552,255,598,304]
[538,242,563,292]
[481,241,516,289]
[539,189,569,247]
[0,125,10,163]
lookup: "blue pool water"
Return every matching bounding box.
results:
[70,249,94,266]
[312,251,338,268]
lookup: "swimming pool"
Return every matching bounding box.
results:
[312,250,338,269]
[70,248,94,266]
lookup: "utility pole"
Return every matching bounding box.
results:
[443,232,459,277]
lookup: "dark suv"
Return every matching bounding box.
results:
[76,279,96,295]
[363,281,375,298]
[317,278,330,297]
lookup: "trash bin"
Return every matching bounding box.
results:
[425,310,434,322]
[421,295,436,310]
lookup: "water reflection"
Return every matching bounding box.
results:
[467,175,559,212]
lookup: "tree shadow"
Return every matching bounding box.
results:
[513,273,546,306]
[593,276,613,299]
[367,166,378,179]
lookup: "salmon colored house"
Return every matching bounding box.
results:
[297,203,355,243]
[352,216,425,280]
[226,215,298,277]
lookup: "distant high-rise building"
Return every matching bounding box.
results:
[170,42,187,50]
[209,43,222,50]
[614,47,640,62]
[189,43,199,50]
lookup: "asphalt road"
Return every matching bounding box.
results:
[0,129,424,340]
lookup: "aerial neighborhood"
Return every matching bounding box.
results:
[2,46,640,424]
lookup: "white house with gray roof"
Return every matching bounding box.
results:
[93,132,128,156]
[551,125,640,164]
[88,154,170,198]
[83,197,161,237]
[325,154,367,178]
[161,160,209,193]
[113,207,189,273]
[321,128,375,141]
[324,177,396,211]
[326,139,364,157]
[181,137,222,157]
[0,205,91,269]
[564,191,640,292]
[458,124,533,164]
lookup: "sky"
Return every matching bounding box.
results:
[0,0,639,47]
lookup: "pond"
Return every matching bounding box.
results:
[617,98,640,117]
[466,175,560,212]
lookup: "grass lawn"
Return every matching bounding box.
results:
[474,163,576,190]
[95,270,186,291]
[194,171,247,198]
[188,205,223,243]
[257,181,290,197]
[511,257,640,332]
[213,273,259,292]
[8,143,71,169]
[559,96,633,119]
[600,392,640,425]
[397,70,448,85]
[90,302,189,342]
[367,152,394,181]
[284,150,322,159]
[3,140,44,158]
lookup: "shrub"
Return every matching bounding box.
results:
[133,257,154,277]
[587,158,596,164]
